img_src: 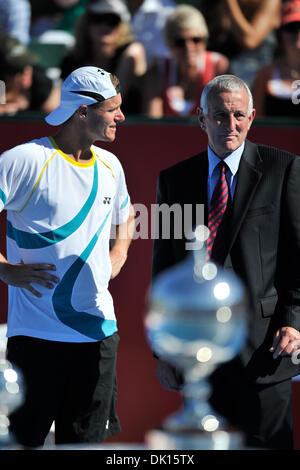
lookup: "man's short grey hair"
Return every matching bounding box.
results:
[200,75,254,116]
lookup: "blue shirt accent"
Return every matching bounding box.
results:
[207,143,245,204]
[7,163,98,249]
[0,188,7,206]
[52,208,116,340]
[120,194,129,210]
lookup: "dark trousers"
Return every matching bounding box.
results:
[6,333,121,448]
[209,364,294,449]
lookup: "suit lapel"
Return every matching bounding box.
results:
[227,140,263,253]
[198,152,208,225]
[180,151,208,225]
[196,152,208,224]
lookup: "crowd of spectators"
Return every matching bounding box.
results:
[0,0,299,118]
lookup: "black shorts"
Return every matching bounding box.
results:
[6,332,121,447]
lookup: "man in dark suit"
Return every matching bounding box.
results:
[152,75,300,449]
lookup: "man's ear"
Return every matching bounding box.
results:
[197,106,206,131]
[78,105,88,118]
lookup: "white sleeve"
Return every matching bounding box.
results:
[0,148,23,212]
[0,144,39,213]
[112,160,130,225]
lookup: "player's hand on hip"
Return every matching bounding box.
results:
[0,261,59,297]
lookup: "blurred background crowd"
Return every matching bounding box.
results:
[0,0,299,119]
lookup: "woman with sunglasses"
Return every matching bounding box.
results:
[60,0,147,114]
[252,1,300,118]
[143,4,228,118]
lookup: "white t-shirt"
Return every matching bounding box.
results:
[0,136,130,342]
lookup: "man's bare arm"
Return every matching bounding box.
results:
[110,203,135,279]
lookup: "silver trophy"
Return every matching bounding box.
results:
[145,227,249,450]
[0,326,24,448]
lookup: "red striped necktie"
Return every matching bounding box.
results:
[206,161,232,264]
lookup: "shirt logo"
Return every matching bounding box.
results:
[103,197,111,204]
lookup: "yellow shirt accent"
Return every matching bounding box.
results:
[49,136,96,167]
[15,151,58,214]
[95,154,116,179]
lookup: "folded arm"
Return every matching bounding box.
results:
[225,0,281,49]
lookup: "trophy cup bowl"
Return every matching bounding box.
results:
[0,359,24,448]
[145,241,249,450]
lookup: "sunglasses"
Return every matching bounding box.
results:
[88,13,121,28]
[173,37,205,48]
[282,22,300,34]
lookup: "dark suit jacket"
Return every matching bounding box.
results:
[152,139,300,384]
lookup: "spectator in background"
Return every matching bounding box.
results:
[252,0,300,118]
[30,0,87,39]
[0,0,31,45]
[198,0,281,87]
[129,0,176,68]
[143,4,228,118]
[60,0,147,114]
[0,35,60,116]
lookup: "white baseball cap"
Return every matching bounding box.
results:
[45,66,120,126]
[88,0,131,22]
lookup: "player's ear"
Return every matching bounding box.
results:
[78,105,88,119]
[247,107,256,130]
